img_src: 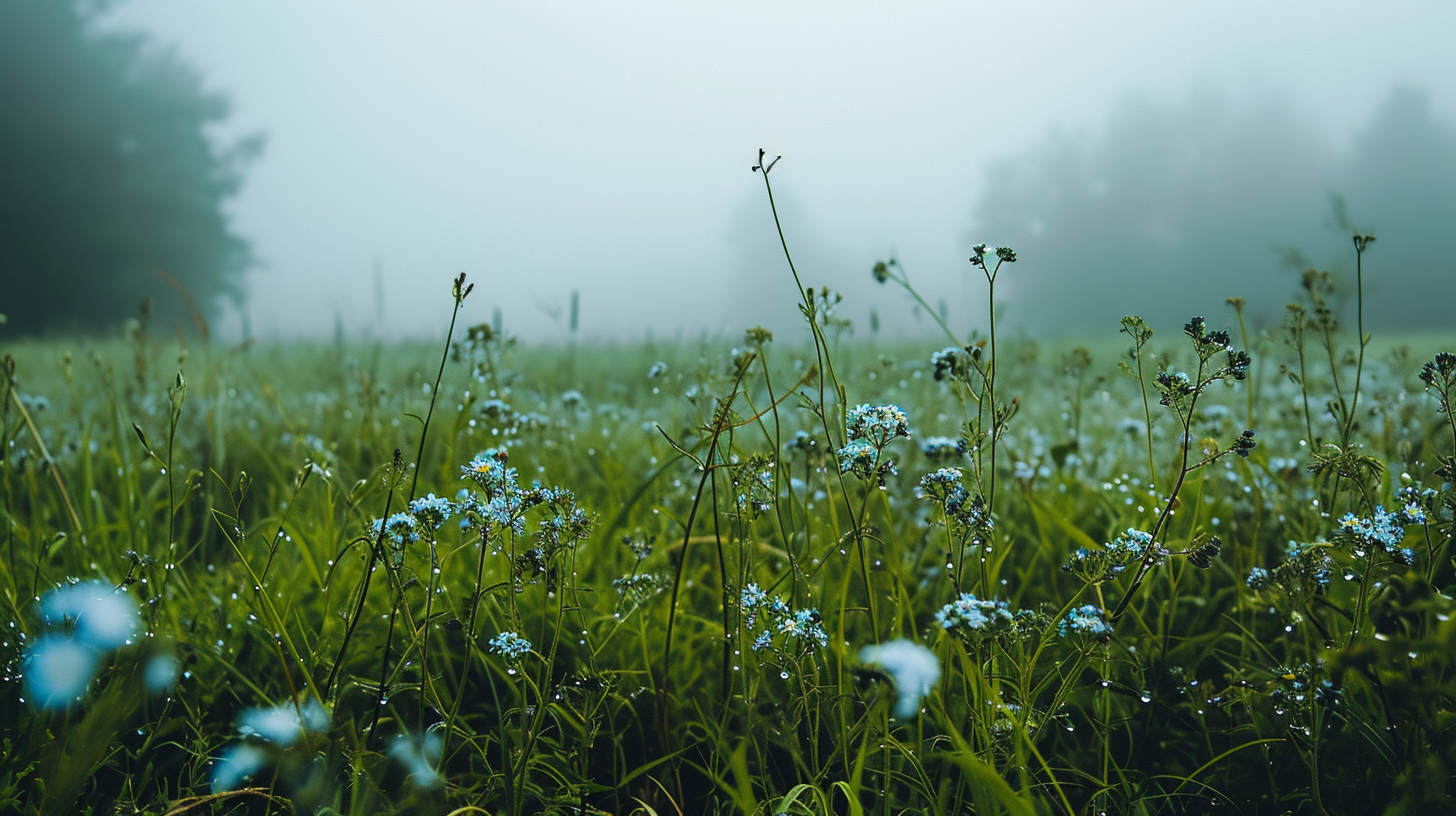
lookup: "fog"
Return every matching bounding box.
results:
[102,1,1456,343]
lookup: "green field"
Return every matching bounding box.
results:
[3,248,1455,815]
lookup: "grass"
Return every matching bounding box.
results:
[2,173,1455,815]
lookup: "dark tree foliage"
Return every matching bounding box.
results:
[0,0,260,338]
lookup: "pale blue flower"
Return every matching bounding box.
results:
[237,698,329,746]
[39,581,138,650]
[212,743,269,793]
[24,636,99,709]
[389,731,443,787]
[859,639,940,719]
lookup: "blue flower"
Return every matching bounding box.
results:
[389,731,443,787]
[237,698,329,746]
[846,403,911,446]
[488,631,532,662]
[408,493,455,530]
[23,636,99,709]
[38,581,138,650]
[859,639,940,719]
[936,593,1013,636]
[752,630,774,652]
[211,743,269,793]
[1058,605,1113,641]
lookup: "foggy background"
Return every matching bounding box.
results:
[30,2,1456,343]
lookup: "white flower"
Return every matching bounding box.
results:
[859,639,940,719]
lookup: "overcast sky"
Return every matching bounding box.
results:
[103,1,1456,343]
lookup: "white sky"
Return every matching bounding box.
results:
[105,1,1456,343]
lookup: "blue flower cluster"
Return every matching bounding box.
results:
[1338,505,1420,563]
[25,581,143,709]
[739,582,828,651]
[1247,542,1334,598]
[931,347,970,382]
[936,592,1013,635]
[370,513,422,565]
[408,493,455,530]
[845,403,911,447]
[1058,605,1114,641]
[462,447,520,500]
[837,440,897,483]
[919,468,992,532]
[487,631,533,662]
[1062,528,1160,584]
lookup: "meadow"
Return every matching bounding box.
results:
[2,172,1455,815]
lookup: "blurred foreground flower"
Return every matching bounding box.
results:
[237,698,330,745]
[859,639,940,719]
[212,743,269,793]
[389,731,443,787]
[24,636,99,709]
[24,581,140,709]
[39,580,138,649]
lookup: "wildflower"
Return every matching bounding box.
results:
[1337,506,1406,556]
[779,608,829,648]
[1226,349,1252,380]
[39,581,138,650]
[23,636,99,709]
[408,493,455,530]
[845,403,911,446]
[1156,370,1196,406]
[1245,566,1272,590]
[936,593,1014,638]
[1058,605,1113,641]
[837,440,876,474]
[859,639,941,719]
[483,494,527,538]
[646,361,668,379]
[752,630,774,652]
[740,582,769,613]
[488,631,532,662]
[211,743,269,793]
[1061,528,1158,584]
[237,698,330,746]
[462,447,519,499]
[931,347,969,382]
[371,512,421,565]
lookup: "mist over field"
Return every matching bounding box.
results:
[5,1,1456,343]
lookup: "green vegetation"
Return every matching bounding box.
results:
[2,168,1454,815]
